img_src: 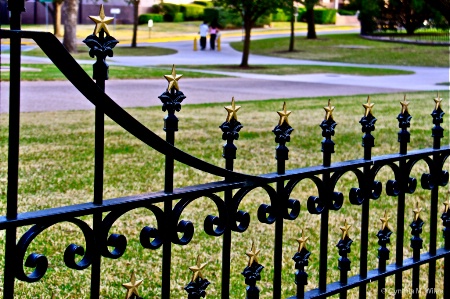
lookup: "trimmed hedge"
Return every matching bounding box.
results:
[180,4,205,21]
[314,9,336,24]
[298,8,336,24]
[204,7,270,29]
[173,12,184,22]
[138,14,163,24]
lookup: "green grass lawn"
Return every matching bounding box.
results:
[230,34,449,67]
[23,45,177,60]
[178,64,414,76]
[0,91,448,298]
[0,64,227,81]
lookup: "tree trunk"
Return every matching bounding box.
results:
[53,1,62,37]
[131,0,139,47]
[240,17,252,67]
[306,7,316,39]
[288,3,295,52]
[63,0,78,53]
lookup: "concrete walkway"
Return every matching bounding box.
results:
[1,30,447,113]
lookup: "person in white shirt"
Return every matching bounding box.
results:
[199,21,209,50]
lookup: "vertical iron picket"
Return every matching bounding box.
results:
[158,66,185,298]
[359,96,377,298]
[82,10,119,296]
[272,102,293,299]
[427,94,445,298]
[377,211,393,298]
[395,97,412,299]
[219,97,242,299]
[319,100,337,291]
[410,203,424,299]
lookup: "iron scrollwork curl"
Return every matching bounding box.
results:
[171,193,227,245]
[15,218,95,282]
[101,204,165,259]
[231,184,278,231]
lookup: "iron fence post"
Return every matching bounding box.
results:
[4,1,25,298]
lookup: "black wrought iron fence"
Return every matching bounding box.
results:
[2,3,450,299]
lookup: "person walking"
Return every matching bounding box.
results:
[199,21,209,50]
[209,23,219,50]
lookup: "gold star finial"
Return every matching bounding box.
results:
[363,96,375,117]
[324,99,335,121]
[189,255,208,282]
[380,210,390,230]
[164,64,183,91]
[88,4,114,36]
[434,92,443,111]
[296,229,309,252]
[277,101,292,126]
[400,95,410,114]
[340,219,351,240]
[122,271,143,299]
[444,191,450,213]
[246,241,260,267]
[444,199,450,214]
[413,201,422,222]
[224,97,241,122]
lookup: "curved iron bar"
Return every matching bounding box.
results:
[330,169,364,206]
[229,184,278,232]
[100,204,164,259]
[371,162,402,197]
[15,218,94,282]
[171,193,227,245]
[0,29,266,184]
[285,176,323,215]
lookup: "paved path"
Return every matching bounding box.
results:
[1,30,447,113]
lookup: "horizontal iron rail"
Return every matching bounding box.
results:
[1,146,448,230]
[287,248,450,299]
[261,147,449,180]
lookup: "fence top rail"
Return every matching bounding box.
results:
[1,146,448,230]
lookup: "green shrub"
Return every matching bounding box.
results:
[204,7,241,28]
[314,9,336,24]
[180,4,205,21]
[297,7,306,22]
[337,9,357,16]
[255,13,271,27]
[193,0,214,8]
[271,8,291,22]
[138,14,163,24]
[162,3,180,22]
[173,12,184,22]
[203,7,220,24]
